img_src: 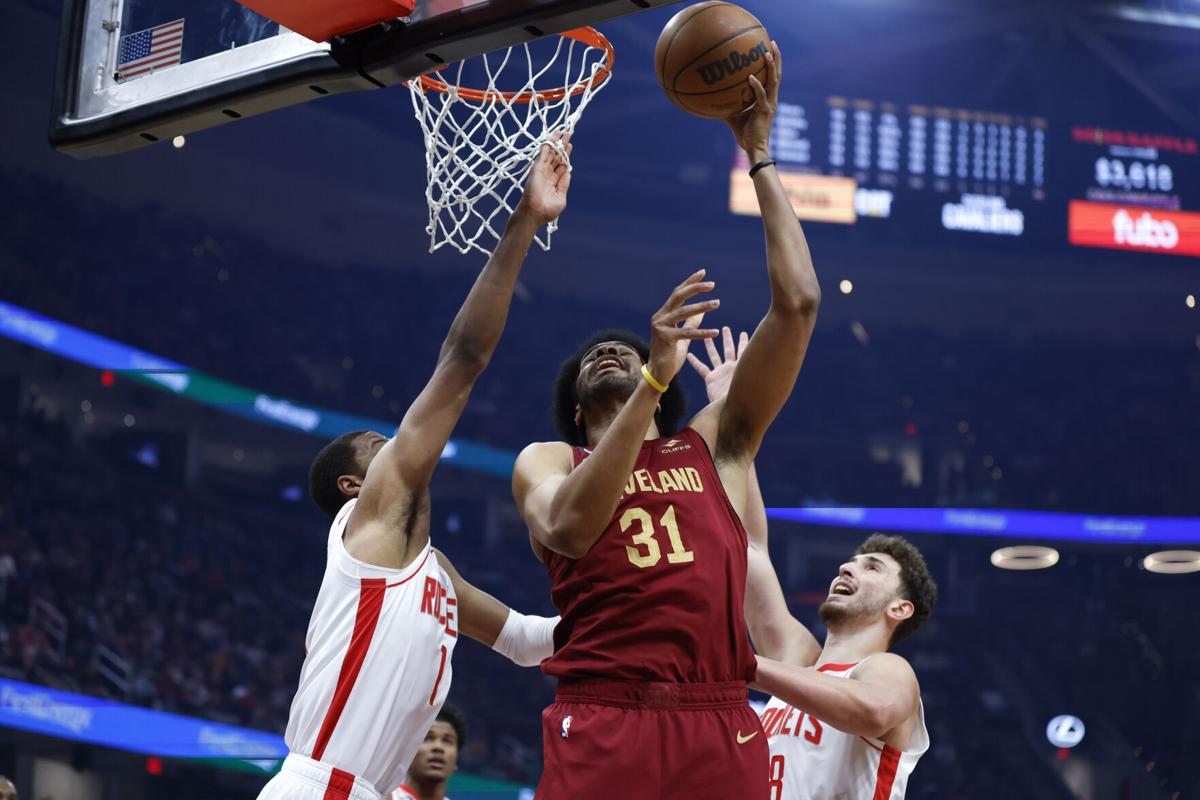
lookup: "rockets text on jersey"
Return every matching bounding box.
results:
[759,661,929,800]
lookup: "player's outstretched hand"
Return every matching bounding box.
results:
[687,326,750,403]
[517,130,573,226]
[647,270,720,387]
[724,40,780,162]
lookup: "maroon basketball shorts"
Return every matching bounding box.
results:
[535,679,768,800]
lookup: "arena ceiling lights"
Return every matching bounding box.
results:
[1142,550,1200,574]
[1098,1,1200,30]
[990,545,1060,570]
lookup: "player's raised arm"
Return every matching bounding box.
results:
[513,273,719,558]
[688,330,819,666]
[433,550,558,668]
[348,135,573,553]
[706,43,821,467]
[754,653,921,741]
[743,465,820,665]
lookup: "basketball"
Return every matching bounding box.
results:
[654,1,771,119]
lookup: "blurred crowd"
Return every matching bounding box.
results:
[0,419,310,731]
[0,413,556,781]
[2,169,1199,516]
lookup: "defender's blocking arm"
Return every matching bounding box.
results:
[434,551,558,668]
[348,135,573,558]
[743,465,821,666]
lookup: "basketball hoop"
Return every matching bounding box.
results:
[407,27,614,256]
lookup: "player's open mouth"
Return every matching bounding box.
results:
[830,579,855,596]
[594,356,625,374]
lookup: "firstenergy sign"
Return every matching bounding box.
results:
[1069,201,1200,257]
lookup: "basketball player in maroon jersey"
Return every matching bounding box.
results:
[513,43,822,799]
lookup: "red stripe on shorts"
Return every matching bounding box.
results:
[312,578,387,760]
[323,767,356,800]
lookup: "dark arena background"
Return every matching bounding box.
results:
[2,0,1199,797]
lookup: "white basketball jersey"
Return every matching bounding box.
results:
[282,499,459,795]
[387,786,452,800]
[759,660,928,800]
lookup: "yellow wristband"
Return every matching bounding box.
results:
[641,364,668,393]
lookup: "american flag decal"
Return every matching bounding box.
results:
[115,18,184,82]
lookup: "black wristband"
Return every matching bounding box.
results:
[749,158,776,178]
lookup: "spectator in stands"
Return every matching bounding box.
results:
[389,706,467,800]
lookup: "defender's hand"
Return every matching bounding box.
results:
[647,270,720,387]
[687,326,750,403]
[724,41,780,162]
[517,130,573,226]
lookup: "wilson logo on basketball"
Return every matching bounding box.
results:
[695,41,768,86]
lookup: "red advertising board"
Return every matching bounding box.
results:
[1068,201,1200,257]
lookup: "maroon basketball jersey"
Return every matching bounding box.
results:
[541,427,757,683]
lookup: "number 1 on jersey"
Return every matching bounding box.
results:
[621,505,695,568]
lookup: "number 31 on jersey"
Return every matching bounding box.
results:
[621,505,694,568]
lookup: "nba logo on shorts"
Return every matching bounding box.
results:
[561,715,573,739]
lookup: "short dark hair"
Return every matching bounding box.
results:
[553,329,687,446]
[436,704,467,749]
[856,534,937,648]
[308,430,371,520]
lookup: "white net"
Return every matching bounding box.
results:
[407,29,613,256]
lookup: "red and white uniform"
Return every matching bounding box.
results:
[387,787,454,800]
[759,660,928,800]
[387,786,452,800]
[258,499,459,800]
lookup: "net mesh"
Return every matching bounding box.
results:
[407,30,613,256]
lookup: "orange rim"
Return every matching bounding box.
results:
[411,27,614,104]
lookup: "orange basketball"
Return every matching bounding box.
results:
[654,1,771,119]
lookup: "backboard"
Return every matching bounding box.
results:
[50,0,681,158]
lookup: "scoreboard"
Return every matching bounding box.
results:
[1065,127,1200,257]
[729,95,1200,257]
